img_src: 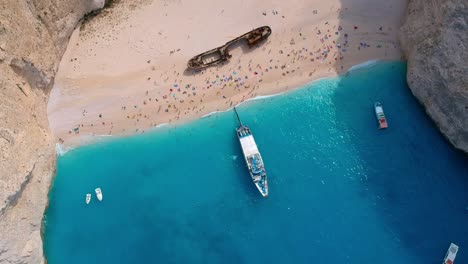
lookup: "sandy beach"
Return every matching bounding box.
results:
[48,0,407,148]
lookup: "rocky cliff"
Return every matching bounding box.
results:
[400,0,468,153]
[0,0,103,263]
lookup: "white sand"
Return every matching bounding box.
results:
[48,0,407,147]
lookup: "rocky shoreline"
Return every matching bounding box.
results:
[0,1,104,263]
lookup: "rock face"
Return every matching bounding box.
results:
[0,0,103,263]
[400,0,468,153]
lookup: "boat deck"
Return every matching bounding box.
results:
[234,108,268,197]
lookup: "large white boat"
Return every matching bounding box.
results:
[85,193,91,204]
[374,102,388,129]
[95,188,103,201]
[234,107,268,197]
[443,243,458,264]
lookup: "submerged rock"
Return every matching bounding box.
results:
[400,0,468,153]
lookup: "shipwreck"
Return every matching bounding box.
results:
[187,26,272,70]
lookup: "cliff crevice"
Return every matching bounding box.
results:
[0,164,35,217]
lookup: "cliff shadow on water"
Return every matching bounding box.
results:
[331,45,468,264]
[328,0,468,262]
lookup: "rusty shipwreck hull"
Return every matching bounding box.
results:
[187,26,272,70]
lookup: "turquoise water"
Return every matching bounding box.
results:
[44,62,468,264]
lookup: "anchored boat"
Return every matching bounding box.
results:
[85,193,91,204]
[95,188,103,201]
[234,107,268,197]
[443,243,458,264]
[374,102,388,129]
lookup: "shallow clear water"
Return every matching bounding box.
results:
[44,61,468,264]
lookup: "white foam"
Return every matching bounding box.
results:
[201,111,223,118]
[306,76,333,85]
[56,134,116,156]
[201,106,239,118]
[56,143,73,156]
[348,59,380,72]
[155,123,169,128]
[243,92,285,103]
[201,93,286,119]
[145,123,170,133]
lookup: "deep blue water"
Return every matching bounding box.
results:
[44,61,468,264]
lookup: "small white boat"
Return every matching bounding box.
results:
[443,243,458,264]
[85,193,91,204]
[95,188,103,201]
[374,102,388,129]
